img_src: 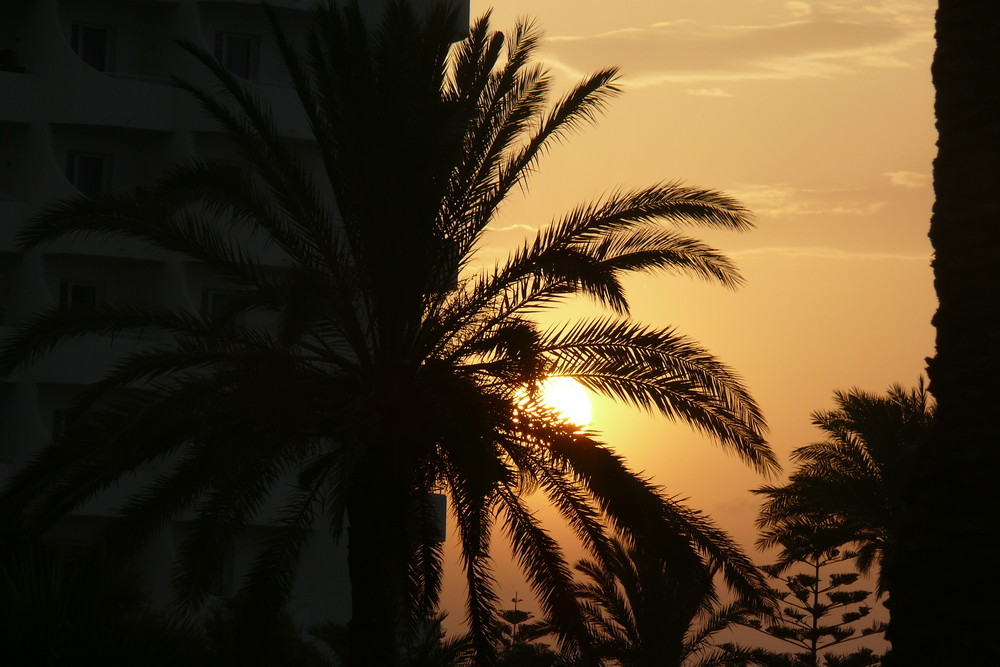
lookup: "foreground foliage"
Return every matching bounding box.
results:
[0,2,774,663]
[0,544,211,667]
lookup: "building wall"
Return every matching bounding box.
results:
[1,0,461,631]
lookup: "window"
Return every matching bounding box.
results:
[59,280,102,312]
[214,31,259,80]
[0,279,10,325]
[207,546,233,597]
[70,22,115,72]
[217,160,253,182]
[66,152,111,197]
[52,408,71,438]
[0,48,26,73]
[201,289,245,325]
[42,537,93,566]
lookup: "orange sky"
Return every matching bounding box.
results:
[441,0,936,625]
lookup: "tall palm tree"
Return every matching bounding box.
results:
[754,382,933,596]
[0,2,775,664]
[573,518,770,667]
[886,2,1000,664]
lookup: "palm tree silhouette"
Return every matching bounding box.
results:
[0,2,775,664]
[573,518,769,667]
[753,382,933,597]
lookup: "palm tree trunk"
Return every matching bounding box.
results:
[886,3,1000,663]
[346,454,413,667]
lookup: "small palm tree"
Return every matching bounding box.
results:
[573,516,771,667]
[0,2,775,663]
[753,381,933,596]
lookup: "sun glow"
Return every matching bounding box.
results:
[539,377,592,428]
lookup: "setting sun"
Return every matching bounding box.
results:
[539,377,592,428]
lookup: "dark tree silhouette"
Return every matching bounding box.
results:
[734,548,885,667]
[886,3,1000,663]
[493,604,565,666]
[0,2,775,664]
[573,525,769,667]
[754,382,933,597]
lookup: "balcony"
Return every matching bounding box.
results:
[0,202,32,253]
[44,66,182,132]
[0,69,32,124]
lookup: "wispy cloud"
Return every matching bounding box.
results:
[686,87,734,97]
[730,246,929,262]
[885,170,931,188]
[539,1,932,89]
[785,1,813,18]
[729,183,887,218]
[488,223,537,233]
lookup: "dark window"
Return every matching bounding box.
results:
[59,280,102,312]
[52,408,71,437]
[66,152,111,197]
[0,48,26,73]
[0,281,10,324]
[71,22,114,72]
[214,32,259,80]
[42,538,93,566]
[207,547,233,597]
[201,289,244,325]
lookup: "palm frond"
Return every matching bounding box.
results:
[171,41,335,250]
[491,67,623,208]
[495,486,596,662]
[445,465,500,663]
[0,302,265,377]
[237,468,330,612]
[538,318,773,473]
[171,434,312,607]
[1,382,220,530]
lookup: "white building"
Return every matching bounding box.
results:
[1,0,463,629]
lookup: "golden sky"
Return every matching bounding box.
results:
[441,0,936,621]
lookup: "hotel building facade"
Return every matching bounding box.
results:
[0,0,464,627]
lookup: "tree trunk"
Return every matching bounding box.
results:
[885,3,1000,664]
[346,455,413,667]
